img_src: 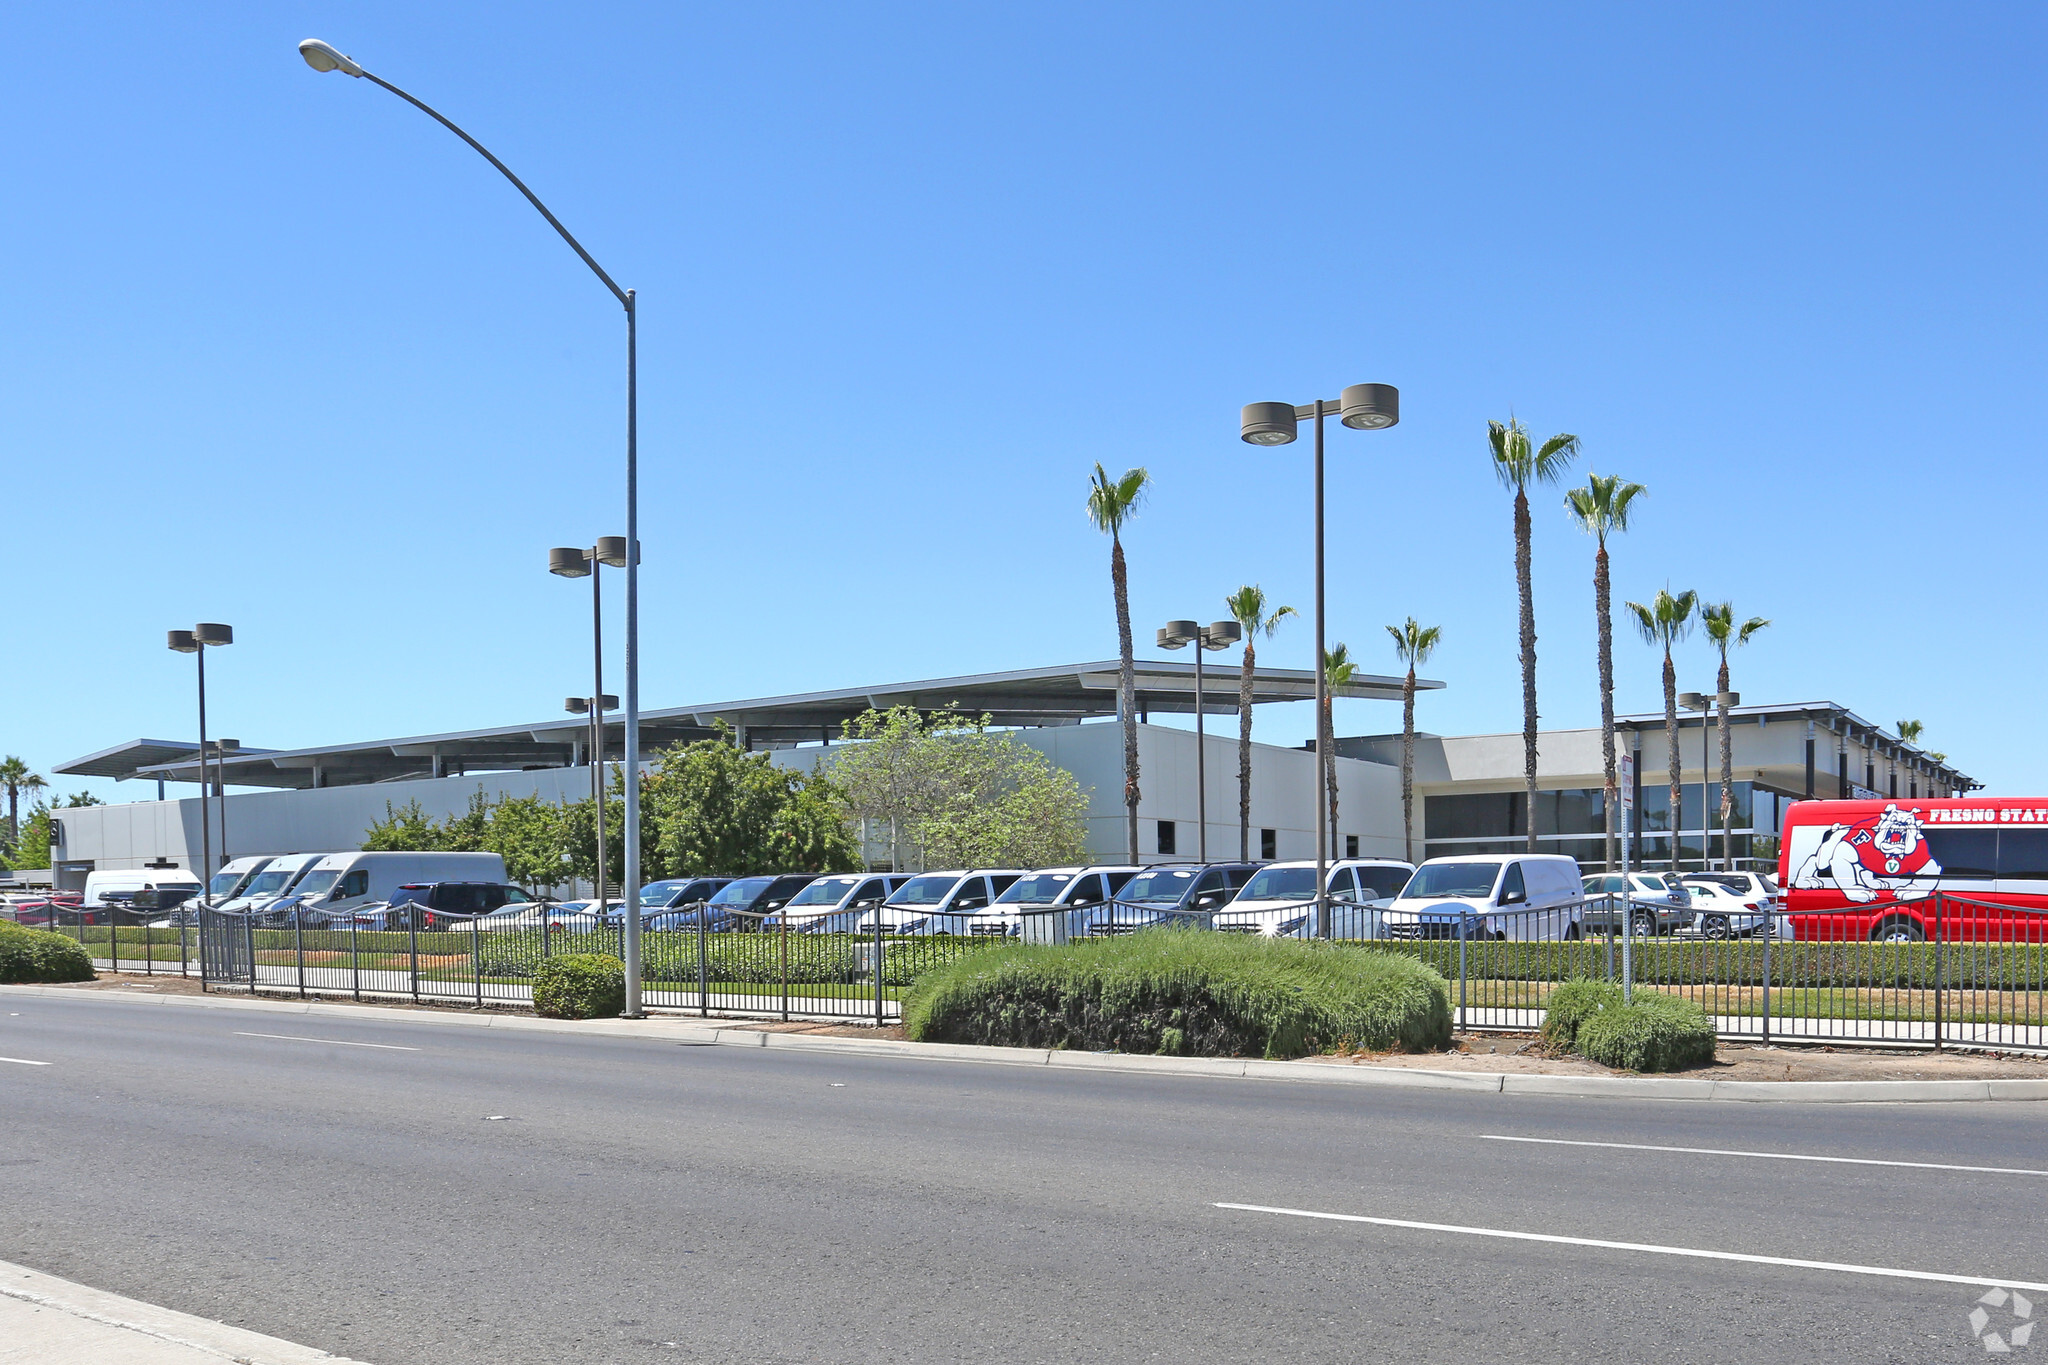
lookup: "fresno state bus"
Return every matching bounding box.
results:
[1778,798,2048,942]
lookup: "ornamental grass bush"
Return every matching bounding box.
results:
[1573,992,1717,1073]
[1538,978,1622,1050]
[903,932,1451,1059]
[0,923,96,984]
[532,953,625,1019]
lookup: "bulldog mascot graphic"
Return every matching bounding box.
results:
[1791,803,1941,903]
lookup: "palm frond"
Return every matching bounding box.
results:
[1624,599,1658,644]
[1086,462,1150,534]
[1488,417,1529,491]
[1532,433,1581,485]
[1738,616,1770,645]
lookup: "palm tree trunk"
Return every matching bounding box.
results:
[5,785,16,848]
[1112,535,1139,862]
[1663,647,1681,874]
[1717,653,1733,871]
[1515,486,1539,852]
[1238,639,1256,862]
[1401,666,1417,864]
[1321,694,1338,856]
[1595,540,1615,871]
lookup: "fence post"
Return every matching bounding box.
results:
[144,912,153,976]
[409,912,421,1004]
[1604,893,1614,982]
[294,914,307,999]
[1760,907,1772,1046]
[1621,895,1634,1005]
[351,913,362,1003]
[109,912,117,977]
[873,910,884,1028]
[1933,894,1945,1053]
[780,918,790,1024]
[1457,915,1468,1033]
[697,906,709,1019]
[244,916,255,996]
[181,910,190,980]
[472,915,483,1008]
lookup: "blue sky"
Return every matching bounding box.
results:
[6,2,2044,802]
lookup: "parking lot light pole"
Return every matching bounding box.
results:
[167,624,232,902]
[1241,386,1399,938]
[1678,690,1736,871]
[1157,619,1242,862]
[564,693,618,908]
[304,39,645,1016]
[553,539,628,919]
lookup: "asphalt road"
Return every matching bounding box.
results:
[3,994,2043,1364]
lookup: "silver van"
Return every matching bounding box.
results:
[1383,854,1586,941]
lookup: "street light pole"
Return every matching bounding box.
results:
[168,624,233,901]
[551,540,627,914]
[1158,620,1242,863]
[1241,385,1399,938]
[305,39,646,1016]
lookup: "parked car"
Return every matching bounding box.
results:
[1215,859,1413,938]
[682,874,822,931]
[1001,866,1142,943]
[1579,870,1693,936]
[768,874,906,932]
[630,877,734,926]
[385,881,536,929]
[1382,854,1587,941]
[854,871,1026,936]
[470,899,610,933]
[219,853,333,915]
[290,851,508,921]
[1079,863,1262,935]
[1679,874,1784,939]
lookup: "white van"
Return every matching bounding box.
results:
[288,850,508,919]
[221,853,331,914]
[81,868,203,921]
[205,855,276,907]
[1213,859,1416,938]
[1382,854,1586,941]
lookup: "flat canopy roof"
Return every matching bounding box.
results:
[63,660,1440,792]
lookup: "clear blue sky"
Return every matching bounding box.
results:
[7,2,2043,802]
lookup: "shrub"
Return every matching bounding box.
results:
[1574,992,1717,1073]
[532,953,625,1019]
[903,933,1451,1059]
[0,924,96,984]
[1539,978,1622,1050]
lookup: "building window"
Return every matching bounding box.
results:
[1345,834,1360,858]
[1260,828,1276,860]
[1157,820,1176,855]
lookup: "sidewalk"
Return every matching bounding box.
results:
[0,1259,366,1364]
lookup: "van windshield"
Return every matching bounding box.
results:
[787,877,860,907]
[710,877,774,906]
[1401,863,1500,899]
[1237,866,1318,902]
[1120,869,1195,903]
[243,870,296,896]
[209,871,244,897]
[996,873,1072,905]
[888,875,958,907]
[295,871,341,897]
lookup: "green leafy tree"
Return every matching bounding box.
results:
[1087,463,1151,862]
[9,802,54,871]
[1225,585,1296,861]
[1565,472,1647,869]
[643,730,860,878]
[0,757,46,851]
[1385,617,1442,865]
[362,799,440,851]
[1490,417,1580,851]
[1627,587,1699,873]
[1702,601,1769,869]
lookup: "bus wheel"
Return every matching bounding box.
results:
[1871,918,1925,944]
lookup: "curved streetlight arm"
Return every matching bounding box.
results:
[354,69,630,311]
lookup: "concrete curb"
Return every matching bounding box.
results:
[7,983,2043,1104]
[0,1257,367,1364]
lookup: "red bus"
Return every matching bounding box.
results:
[1779,798,2048,942]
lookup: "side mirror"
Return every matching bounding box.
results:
[1500,889,1525,906]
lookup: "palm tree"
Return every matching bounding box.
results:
[1490,418,1580,851]
[1626,588,1698,874]
[0,757,46,849]
[1225,585,1296,861]
[1897,719,1925,745]
[1087,463,1151,861]
[1384,618,1441,864]
[1564,474,1646,870]
[1702,602,1769,869]
[1321,643,1356,854]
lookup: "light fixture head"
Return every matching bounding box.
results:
[167,630,198,654]
[1240,402,1299,446]
[565,697,591,715]
[217,739,241,753]
[549,547,592,578]
[298,39,366,77]
[594,536,630,568]
[1338,383,1400,430]
[1718,690,1740,708]
[194,623,234,646]
[1203,620,1242,649]
[596,693,619,711]
[1678,691,1704,710]
[1157,620,1198,650]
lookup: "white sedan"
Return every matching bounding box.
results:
[1681,879,1782,939]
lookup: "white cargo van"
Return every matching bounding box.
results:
[81,868,203,921]
[221,853,331,914]
[289,850,507,918]
[1381,854,1585,941]
[205,855,276,906]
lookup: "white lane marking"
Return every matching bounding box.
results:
[1214,1203,2048,1293]
[233,1032,418,1052]
[0,1056,51,1067]
[1483,1134,2048,1178]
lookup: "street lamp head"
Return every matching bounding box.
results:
[549,547,592,578]
[1678,691,1705,710]
[1157,620,1198,650]
[1718,690,1740,708]
[596,693,619,711]
[1338,383,1400,430]
[565,697,591,715]
[194,623,234,647]
[167,630,198,654]
[298,39,366,78]
[1202,620,1242,649]
[594,536,630,568]
[1240,402,1299,446]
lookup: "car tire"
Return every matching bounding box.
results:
[1630,912,1657,938]
[1703,915,1730,940]
[1872,917,1926,944]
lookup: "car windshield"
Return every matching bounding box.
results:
[208,870,243,896]
[888,875,958,907]
[243,870,296,896]
[638,881,687,906]
[787,877,860,907]
[1237,866,1318,902]
[710,877,774,906]
[294,871,341,897]
[1400,863,1500,899]
[1119,869,1196,903]
[996,873,1073,905]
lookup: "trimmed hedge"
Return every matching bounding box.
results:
[1380,937,2048,990]
[903,933,1452,1059]
[1574,994,1717,1073]
[1538,979,1622,1050]
[532,953,625,1019]
[0,924,96,984]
